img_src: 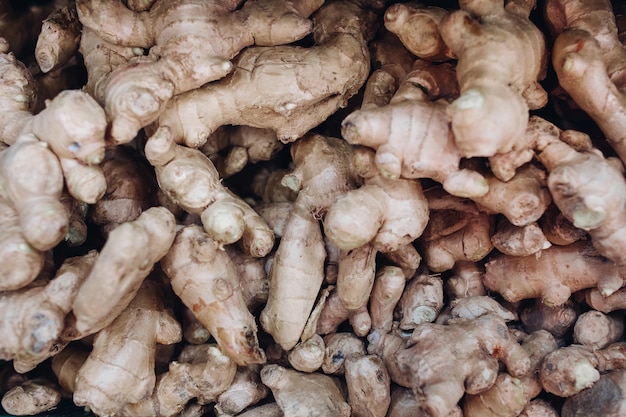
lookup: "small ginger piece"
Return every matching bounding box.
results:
[397,274,444,330]
[541,204,588,246]
[520,298,578,339]
[448,295,517,323]
[51,344,89,394]
[145,127,274,256]
[586,287,626,313]
[73,279,182,416]
[386,387,464,417]
[370,265,406,332]
[224,244,269,311]
[288,334,325,373]
[573,310,624,350]
[491,220,551,256]
[438,0,547,158]
[368,313,531,417]
[72,207,176,336]
[520,399,559,417]
[1,379,62,416]
[260,364,351,417]
[335,244,377,311]
[237,403,283,417]
[445,261,487,300]
[35,5,81,73]
[561,368,626,417]
[344,354,391,417]
[214,365,268,416]
[322,332,365,375]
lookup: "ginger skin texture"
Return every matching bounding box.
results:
[161,225,266,366]
[155,0,375,146]
[35,5,81,73]
[73,279,182,417]
[438,0,548,158]
[561,368,626,417]
[76,0,323,144]
[368,313,531,417]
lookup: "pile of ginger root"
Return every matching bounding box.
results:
[3,0,626,416]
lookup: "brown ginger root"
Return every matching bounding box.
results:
[260,364,351,417]
[322,332,365,375]
[540,203,588,246]
[35,4,81,73]
[145,127,274,256]
[214,365,269,416]
[520,399,559,417]
[1,378,62,416]
[573,310,624,350]
[335,244,377,311]
[387,387,464,417]
[438,0,548,159]
[368,313,531,417]
[224,244,269,311]
[71,207,176,336]
[76,0,322,144]
[155,0,375,146]
[344,354,391,417]
[561,368,626,417]
[491,220,551,256]
[586,286,626,313]
[161,225,266,366]
[397,274,444,330]
[445,261,487,300]
[546,0,626,164]
[288,334,325,373]
[51,344,89,394]
[520,298,578,339]
[72,279,182,417]
[370,265,406,332]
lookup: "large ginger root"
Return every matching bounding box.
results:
[368,313,531,417]
[71,206,176,336]
[0,51,107,204]
[260,364,351,417]
[155,0,375,147]
[341,60,490,198]
[438,0,548,158]
[484,241,622,306]
[573,310,624,350]
[76,0,323,144]
[324,146,429,253]
[561,368,626,417]
[0,251,96,371]
[161,225,266,366]
[72,279,182,417]
[145,127,274,256]
[546,0,626,164]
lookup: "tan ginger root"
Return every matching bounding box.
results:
[368,313,531,417]
[540,342,626,397]
[288,334,325,373]
[224,245,269,311]
[35,4,81,73]
[1,378,62,416]
[51,344,89,394]
[237,403,283,417]
[546,0,626,164]
[344,354,391,417]
[161,225,266,366]
[0,52,107,204]
[0,251,96,371]
[573,310,624,350]
[145,127,274,256]
[260,134,362,350]
[484,240,622,306]
[322,332,365,375]
[520,298,578,339]
[72,279,182,417]
[464,330,558,417]
[324,146,429,253]
[260,364,351,417]
[341,60,490,198]
[76,0,322,144]
[535,134,626,271]
[387,387,463,417]
[520,399,559,417]
[445,261,487,300]
[586,287,626,313]
[71,206,176,336]
[214,365,269,416]
[383,2,454,62]
[438,0,548,159]
[540,203,588,246]
[155,0,375,147]
[491,220,551,256]
[397,274,444,330]
[370,265,406,332]
[561,368,626,417]
[335,244,377,311]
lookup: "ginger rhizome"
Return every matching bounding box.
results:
[368,313,531,417]
[154,0,375,146]
[76,0,323,144]
[560,368,626,417]
[35,4,81,74]
[439,0,548,159]
[161,225,266,366]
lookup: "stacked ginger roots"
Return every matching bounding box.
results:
[3,0,626,416]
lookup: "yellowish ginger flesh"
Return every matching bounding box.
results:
[160,225,266,366]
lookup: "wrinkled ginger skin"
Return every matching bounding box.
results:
[484,241,621,306]
[35,5,82,73]
[439,0,548,158]
[76,0,322,144]
[73,280,182,417]
[161,225,266,366]
[156,0,374,146]
[72,207,176,336]
[368,313,531,417]
[1,379,62,416]
[561,368,626,417]
[344,354,391,417]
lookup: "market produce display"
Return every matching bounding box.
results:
[1,0,626,416]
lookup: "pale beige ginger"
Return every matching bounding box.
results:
[76,0,323,144]
[546,0,626,164]
[484,240,622,306]
[387,386,463,417]
[368,313,531,417]
[341,60,490,199]
[448,295,517,323]
[35,4,81,73]
[236,403,283,417]
[161,225,266,366]
[396,273,443,330]
[370,265,406,332]
[383,2,454,62]
[540,342,626,397]
[260,364,351,417]
[438,0,548,159]
[145,127,274,257]
[324,146,429,253]
[520,298,578,340]
[445,261,487,300]
[224,244,269,311]
[214,365,269,416]
[520,399,559,417]
[0,250,96,372]
[121,344,237,417]
[344,354,391,417]
[71,279,182,417]
[586,286,626,313]
[0,52,107,204]
[322,332,365,375]
[51,344,89,394]
[72,206,176,336]
[154,0,375,147]
[574,310,624,350]
[491,220,551,256]
[1,378,62,416]
[288,334,325,373]
[200,125,283,179]
[464,330,558,417]
[541,204,588,246]
[334,244,377,311]
[315,286,368,336]
[561,368,626,417]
